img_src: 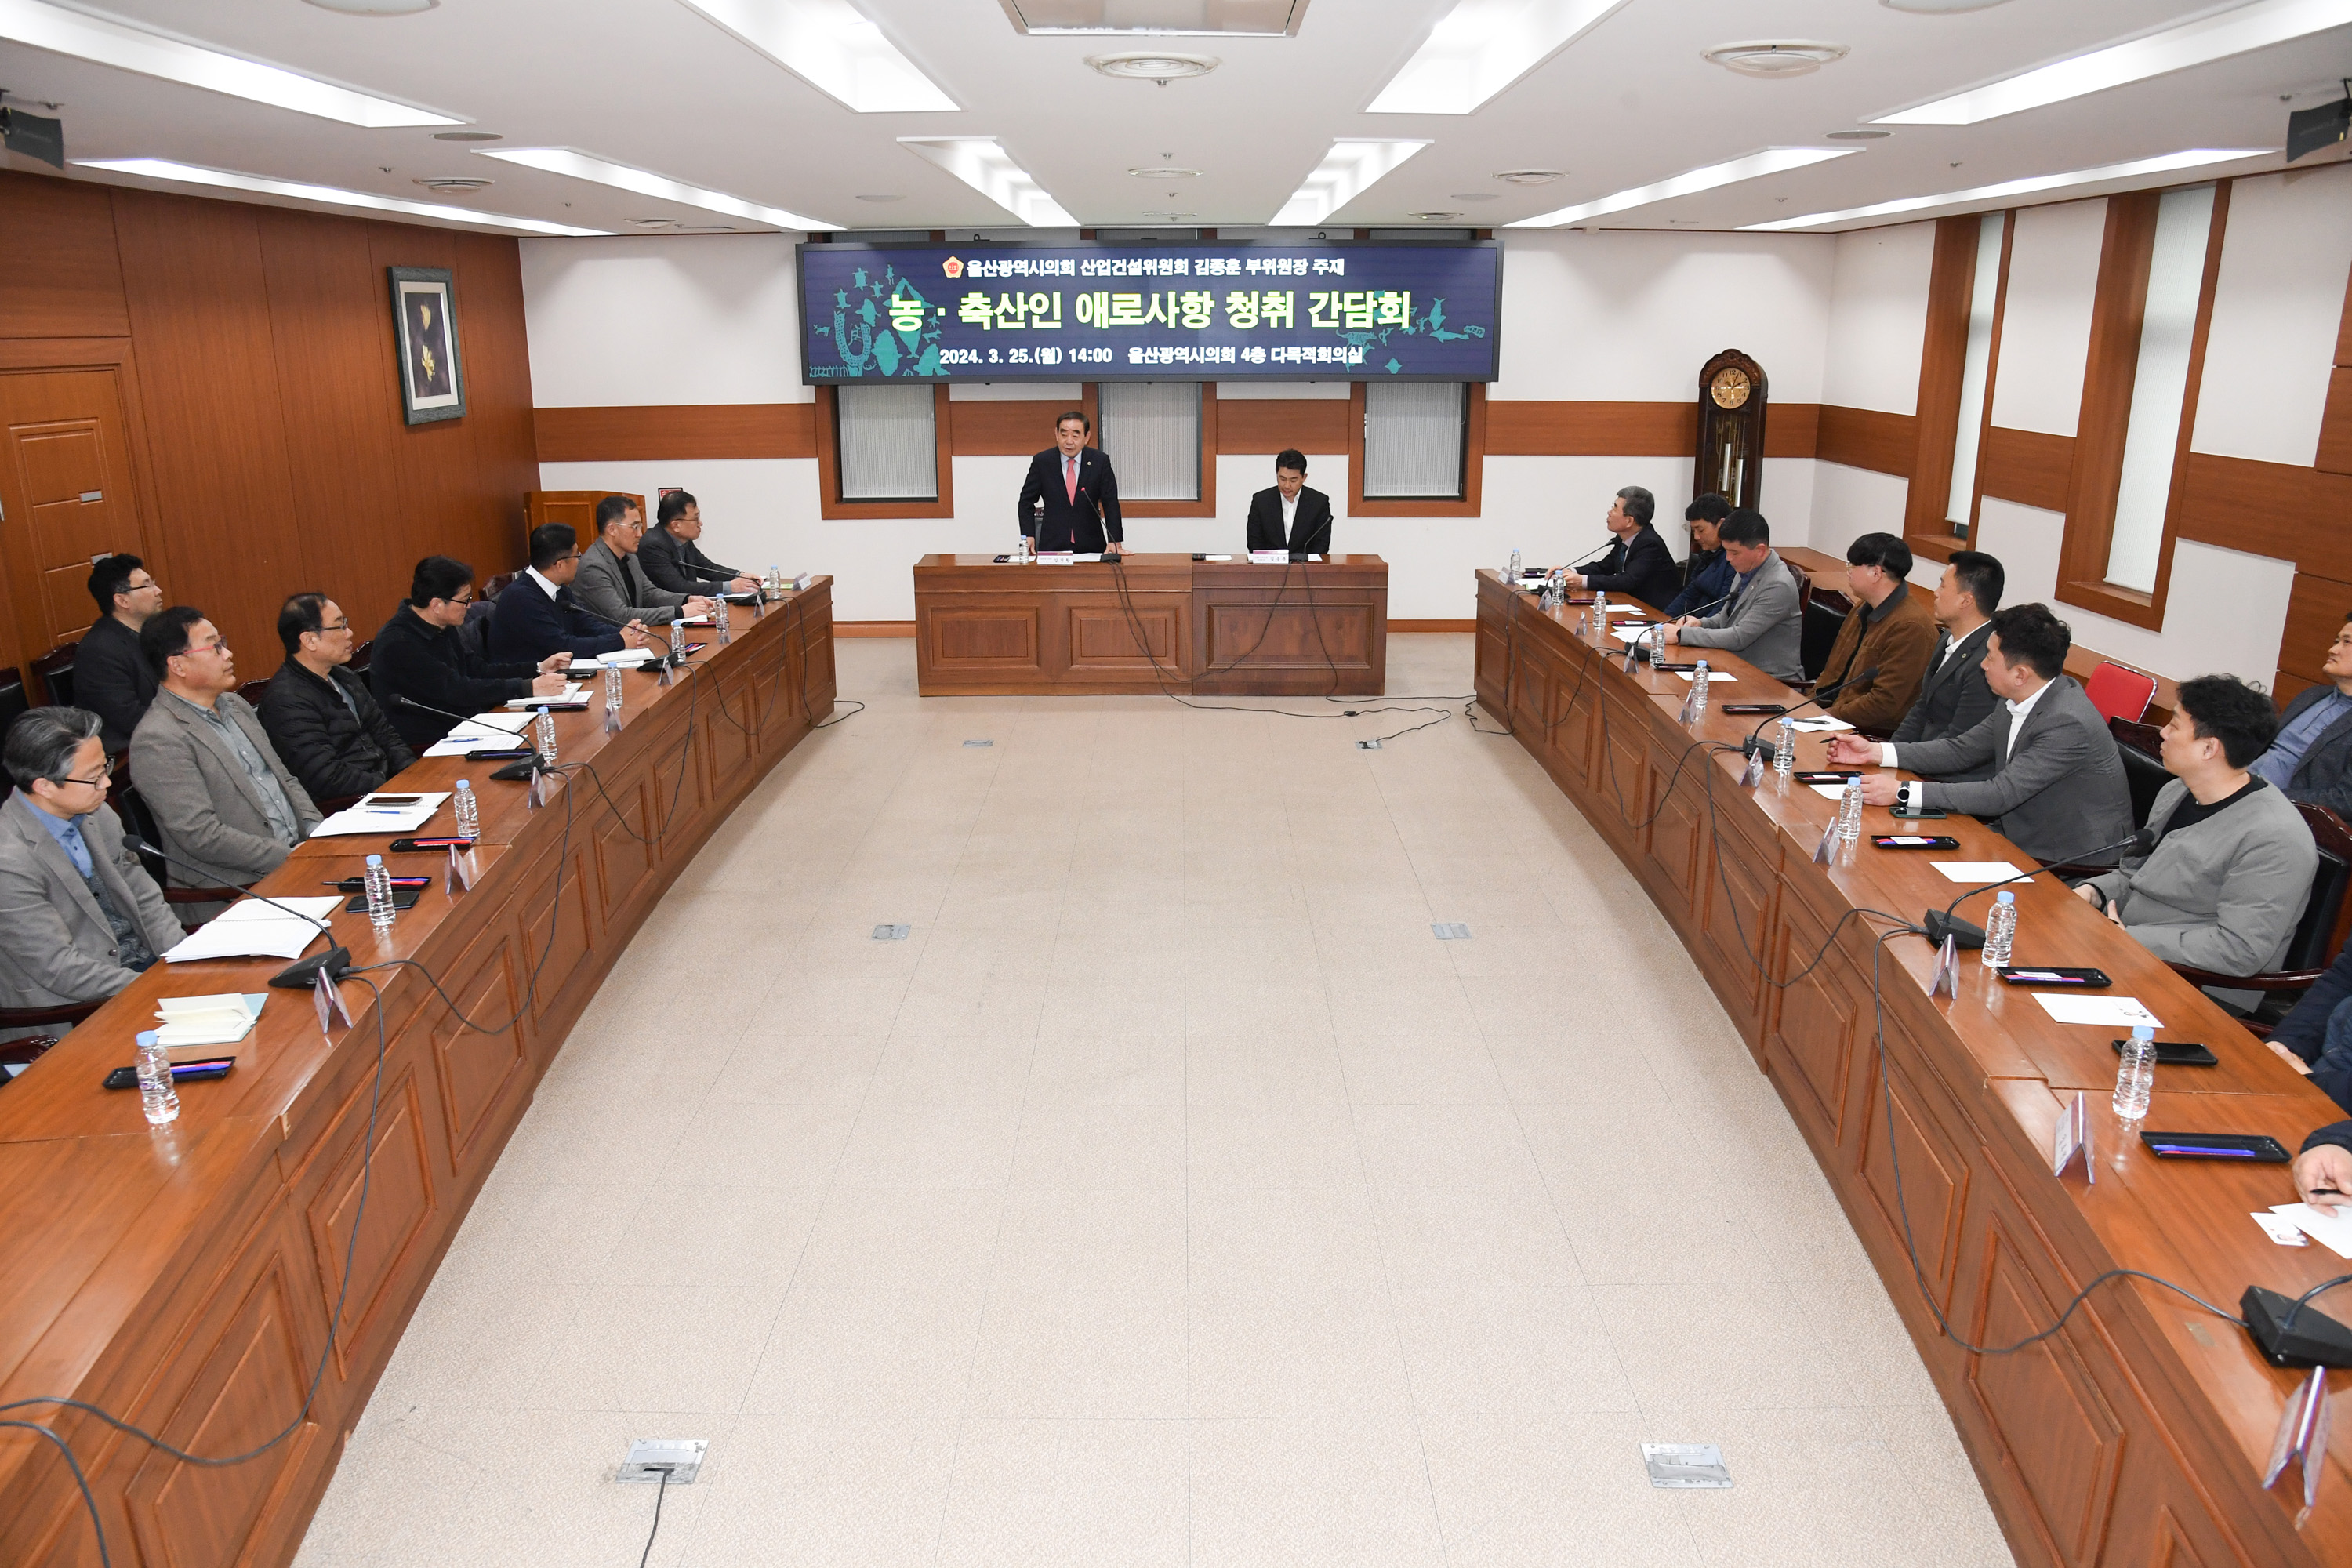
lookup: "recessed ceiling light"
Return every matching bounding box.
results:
[1087,51,1219,81]
[432,130,503,142]
[1508,145,1858,227]
[1410,211,1465,220]
[1824,129,1890,140]
[1703,40,1849,78]
[677,0,956,112]
[1140,210,1196,221]
[1448,192,1501,201]
[1493,169,1566,185]
[1741,147,2267,230]
[1881,0,2010,11]
[1875,0,2352,125]
[1001,0,1305,36]
[475,146,837,230]
[855,192,905,201]
[1370,0,1635,115]
[1272,139,1431,226]
[413,176,491,192]
[898,137,1078,226]
[72,157,607,234]
[0,0,460,125]
[1128,165,1201,179]
[302,0,437,13]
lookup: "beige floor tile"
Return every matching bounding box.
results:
[1186,1102,1363,1189]
[967,1287,1188,1418]
[1184,1033,1351,1109]
[1189,1184,1387,1294]
[601,1183,826,1290]
[655,1102,858,1187]
[1009,1102,1186,1189]
[1188,1283,1416,1418]
[866,1033,1034,1106]
[525,1284,786,1414]
[1188,1417,1445,1566]
[793,1185,1007,1294]
[743,1283,989,1417]
[935,1418,1188,1568]
[989,1186,1187,1294]
[1024,1033,1185,1105]
[1390,1285,1640,1415]
[1595,1283,1846,1412]
[833,1103,1022,1189]
[1418,1411,1700,1566]
[680,1417,959,1567]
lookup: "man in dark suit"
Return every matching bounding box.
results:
[77,554,164,756]
[2252,614,2352,816]
[1563,485,1680,608]
[641,492,760,597]
[1245,448,1334,555]
[1018,410,1123,554]
[257,593,416,804]
[1828,602,2134,866]
[372,557,568,751]
[1888,549,2002,780]
[490,524,650,664]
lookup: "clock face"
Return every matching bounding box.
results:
[1710,367,1752,409]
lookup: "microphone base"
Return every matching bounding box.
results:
[1740,736,1770,758]
[270,945,353,990]
[491,757,543,782]
[1922,912,1985,951]
[2243,1286,2352,1369]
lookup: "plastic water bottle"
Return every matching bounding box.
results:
[604,663,623,714]
[364,853,397,934]
[135,1029,178,1127]
[1773,717,1797,779]
[1835,772,1864,846]
[2113,1024,2156,1123]
[534,707,557,766]
[452,779,478,841]
[768,564,785,595]
[1650,623,1668,666]
[713,597,731,645]
[1980,889,2017,969]
[1592,590,1608,630]
[1508,548,1523,583]
[1690,659,1711,720]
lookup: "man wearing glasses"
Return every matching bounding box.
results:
[129,607,323,907]
[489,524,652,664]
[371,557,568,752]
[575,495,717,631]
[258,593,417,804]
[0,706,183,1038]
[78,554,166,755]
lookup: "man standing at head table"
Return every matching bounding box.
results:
[1019,410,1123,556]
[1246,449,1333,555]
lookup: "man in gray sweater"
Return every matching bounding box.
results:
[2078,673,2315,1007]
[1660,508,1803,683]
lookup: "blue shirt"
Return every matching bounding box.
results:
[2252,691,2352,790]
[31,804,94,878]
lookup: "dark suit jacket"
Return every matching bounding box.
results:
[1018,446,1123,552]
[369,605,537,750]
[1245,485,1334,554]
[77,614,157,755]
[488,573,623,663]
[640,527,742,594]
[1894,676,2135,866]
[2269,684,2352,819]
[1887,621,1998,781]
[256,661,416,804]
[1580,526,1681,608]
[1663,549,1733,619]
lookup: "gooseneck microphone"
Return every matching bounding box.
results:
[1919,826,2157,949]
[564,600,681,666]
[390,696,547,779]
[1739,666,1878,757]
[129,837,351,989]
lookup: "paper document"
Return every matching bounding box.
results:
[153,992,266,1048]
[2031,993,2161,1029]
[2273,1203,2352,1259]
[1808,783,1853,800]
[1674,670,1737,683]
[1610,627,1653,644]
[577,648,660,669]
[310,791,448,838]
[163,897,342,964]
[1201,554,1234,561]
[506,684,586,709]
[1930,862,2027,884]
[1789,716,1854,733]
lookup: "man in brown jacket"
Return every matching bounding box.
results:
[1817,532,1938,734]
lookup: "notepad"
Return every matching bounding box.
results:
[163,897,342,964]
[1929,862,2027,883]
[2273,1203,2352,1259]
[1789,716,1855,733]
[505,684,586,709]
[310,791,448,838]
[153,993,267,1058]
[1674,670,1736,683]
[2031,993,2161,1029]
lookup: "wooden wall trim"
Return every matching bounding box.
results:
[1815,405,1918,477]
[1976,426,2074,512]
[1903,216,1984,542]
[1214,397,1350,456]
[2056,191,2160,608]
[2175,452,2352,575]
[533,404,816,463]
[1484,400,1692,456]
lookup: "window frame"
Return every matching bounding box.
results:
[1088,380,1218,517]
[815,383,956,520]
[1348,380,1486,517]
[1904,211,2014,566]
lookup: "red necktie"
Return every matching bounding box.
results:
[1065,454,1079,506]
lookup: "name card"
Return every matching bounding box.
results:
[1247,550,1291,564]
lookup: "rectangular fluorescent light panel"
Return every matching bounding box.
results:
[1509,147,1857,228]
[1271,139,1431,227]
[1367,0,1635,115]
[474,147,837,231]
[1740,148,2268,231]
[0,0,457,126]
[677,0,955,111]
[1876,0,2352,125]
[898,138,1076,227]
[73,158,608,235]
[1000,0,1305,34]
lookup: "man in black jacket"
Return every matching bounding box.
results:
[1563,486,1681,608]
[1244,449,1334,555]
[641,492,759,597]
[371,556,568,750]
[1018,411,1123,554]
[2252,615,2352,816]
[490,524,648,663]
[1887,549,2002,782]
[257,593,416,804]
[77,554,164,755]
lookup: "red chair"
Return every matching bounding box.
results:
[2083,661,2157,724]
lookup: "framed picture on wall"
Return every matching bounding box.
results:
[388,266,466,425]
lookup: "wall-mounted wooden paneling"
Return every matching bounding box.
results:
[0,169,537,672]
[1214,397,1351,456]
[1484,401,1691,456]
[1904,216,1985,540]
[2321,367,2352,475]
[1977,427,2075,512]
[2175,452,2352,579]
[1816,406,1918,477]
[533,403,818,463]
[1766,402,1820,459]
[943,399,1065,457]
[2279,570,2352,695]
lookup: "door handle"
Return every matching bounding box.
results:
[79,490,103,503]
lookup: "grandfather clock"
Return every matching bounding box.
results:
[1693,350,1768,512]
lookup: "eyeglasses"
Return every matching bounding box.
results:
[318,620,350,633]
[55,771,108,789]
[189,638,230,655]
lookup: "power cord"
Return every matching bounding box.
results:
[637,1468,671,1568]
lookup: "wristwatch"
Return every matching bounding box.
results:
[1898,781,1923,813]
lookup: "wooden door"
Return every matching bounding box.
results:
[0,367,151,662]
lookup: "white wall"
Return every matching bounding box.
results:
[1820,221,1935,416]
[522,234,809,406]
[1986,199,2107,437]
[2191,165,2352,467]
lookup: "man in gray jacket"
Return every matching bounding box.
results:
[129,607,321,906]
[1827,602,2134,867]
[575,495,716,630]
[1660,508,1803,683]
[2076,674,2314,1007]
[2252,613,2352,816]
[0,707,183,1035]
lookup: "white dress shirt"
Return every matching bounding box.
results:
[526,565,563,599]
[1280,491,1298,535]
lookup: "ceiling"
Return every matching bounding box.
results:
[2,0,2347,238]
